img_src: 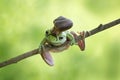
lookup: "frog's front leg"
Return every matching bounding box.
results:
[39,44,54,66]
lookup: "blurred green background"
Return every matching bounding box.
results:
[0,0,120,80]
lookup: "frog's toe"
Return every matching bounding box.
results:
[41,51,54,66]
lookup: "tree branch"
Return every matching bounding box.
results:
[86,18,120,38]
[0,18,120,68]
[0,49,39,68]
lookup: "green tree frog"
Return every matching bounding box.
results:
[39,16,85,66]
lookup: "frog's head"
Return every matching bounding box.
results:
[51,16,73,35]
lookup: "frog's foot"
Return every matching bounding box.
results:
[71,31,85,51]
[40,45,54,66]
[77,31,86,51]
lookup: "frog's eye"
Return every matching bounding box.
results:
[46,30,51,36]
[46,31,48,35]
[59,37,63,40]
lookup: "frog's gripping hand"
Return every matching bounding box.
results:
[71,31,85,51]
[39,40,71,66]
